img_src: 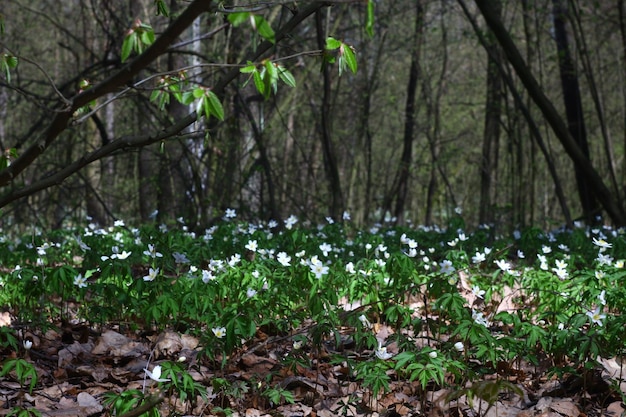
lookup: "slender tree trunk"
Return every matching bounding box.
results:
[315,9,344,220]
[352,31,386,224]
[393,1,424,224]
[474,0,626,225]
[424,2,452,225]
[459,0,572,226]
[617,0,626,200]
[85,118,107,225]
[569,0,621,205]
[157,1,191,222]
[237,92,279,221]
[521,0,536,225]
[552,0,597,223]
[479,0,502,226]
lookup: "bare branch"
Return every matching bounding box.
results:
[0,115,201,207]
[0,1,333,208]
[0,0,215,187]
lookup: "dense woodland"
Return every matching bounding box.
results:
[1,0,626,231]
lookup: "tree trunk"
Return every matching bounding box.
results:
[617,0,626,202]
[473,0,626,226]
[315,9,344,220]
[552,0,598,223]
[479,0,502,226]
[393,1,424,224]
[460,0,572,227]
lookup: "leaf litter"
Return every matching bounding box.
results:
[1,289,624,417]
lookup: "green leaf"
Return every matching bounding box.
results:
[206,90,224,121]
[342,44,357,74]
[121,33,135,62]
[277,65,296,88]
[265,61,278,84]
[393,351,416,369]
[141,28,155,46]
[253,15,275,43]
[228,12,250,27]
[263,62,279,97]
[192,87,205,99]
[1,53,18,83]
[337,56,345,76]
[5,54,17,68]
[240,62,257,74]
[154,0,169,17]
[181,91,195,105]
[325,37,342,50]
[149,89,161,103]
[366,0,375,37]
[253,70,265,96]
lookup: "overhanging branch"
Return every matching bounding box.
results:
[473,0,626,225]
[0,0,214,187]
[0,114,200,207]
[0,1,332,209]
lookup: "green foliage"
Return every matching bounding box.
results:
[240,60,296,99]
[193,87,224,121]
[0,327,18,351]
[154,0,169,17]
[325,37,357,75]
[228,12,275,44]
[1,216,626,410]
[365,0,375,37]
[102,390,159,417]
[263,386,295,406]
[394,349,445,389]
[7,407,42,417]
[355,360,392,398]
[150,74,186,111]
[149,75,225,122]
[159,361,207,406]
[0,148,17,171]
[121,20,155,62]
[1,358,38,394]
[1,53,18,82]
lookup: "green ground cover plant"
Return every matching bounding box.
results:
[0,211,624,415]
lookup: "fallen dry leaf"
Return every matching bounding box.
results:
[92,330,148,357]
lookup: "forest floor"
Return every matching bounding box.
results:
[1,307,625,417]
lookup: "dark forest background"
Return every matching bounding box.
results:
[1,0,625,232]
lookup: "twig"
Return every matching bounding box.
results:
[19,56,72,106]
[116,394,164,417]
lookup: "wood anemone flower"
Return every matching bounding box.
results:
[144,365,170,382]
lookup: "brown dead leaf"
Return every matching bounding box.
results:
[151,330,198,358]
[76,364,108,382]
[536,397,582,417]
[58,341,94,367]
[77,392,103,414]
[153,330,183,357]
[241,352,278,375]
[244,408,272,417]
[0,311,11,327]
[277,403,313,417]
[605,401,626,416]
[91,330,148,357]
[549,399,581,417]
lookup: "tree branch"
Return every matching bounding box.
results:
[0,0,214,187]
[116,394,164,417]
[0,119,203,207]
[473,0,626,225]
[0,1,332,208]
